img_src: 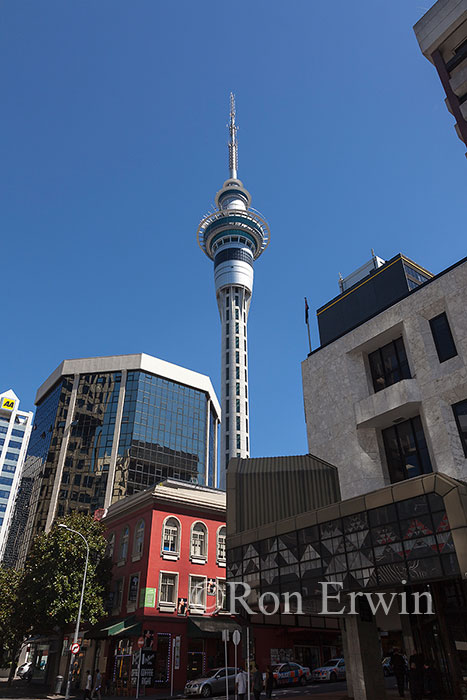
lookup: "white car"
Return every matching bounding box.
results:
[312,658,346,682]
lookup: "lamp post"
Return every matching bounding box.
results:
[58,524,90,700]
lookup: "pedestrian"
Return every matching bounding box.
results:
[391,648,406,698]
[265,665,274,699]
[91,669,102,700]
[408,651,424,700]
[84,670,92,700]
[253,664,263,700]
[236,664,248,700]
[424,659,440,699]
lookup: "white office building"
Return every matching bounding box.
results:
[0,389,33,565]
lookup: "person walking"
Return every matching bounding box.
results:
[253,664,263,700]
[424,659,440,699]
[408,651,424,700]
[236,664,248,700]
[265,666,274,699]
[84,670,92,700]
[91,669,102,700]
[391,648,407,698]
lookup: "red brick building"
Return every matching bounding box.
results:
[82,480,238,695]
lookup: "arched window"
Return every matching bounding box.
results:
[106,532,115,560]
[162,517,181,558]
[119,526,129,561]
[217,526,226,565]
[191,522,208,561]
[133,520,145,558]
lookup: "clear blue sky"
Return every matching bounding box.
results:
[1,1,465,460]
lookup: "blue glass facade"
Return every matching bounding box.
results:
[113,370,211,499]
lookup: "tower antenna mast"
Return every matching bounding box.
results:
[228,92,238,179]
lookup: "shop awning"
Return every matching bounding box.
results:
[187,617,242,639]
[85,615,142,640]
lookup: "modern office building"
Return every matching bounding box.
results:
[15,354,220,566]
[197,95,270,488]
[0,389,33,566]
[414,0,467,154]
[302,253,467,500]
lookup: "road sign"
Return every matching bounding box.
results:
[232,630,241,646]
[222,629,230,642]
[70,642,80,655]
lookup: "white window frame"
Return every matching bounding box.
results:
[107,532,115,561]
[216,526,226,566]
[189,574,207,613]
[158,570,179,612]
[133,519,145,561]
[161,516,181,561]
[113,576,125,614]
[216,577,228,613]
[127,572,140,613]
[190,521,208,564]
[118,525,130,565]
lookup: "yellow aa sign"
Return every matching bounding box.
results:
[1,398,15,411]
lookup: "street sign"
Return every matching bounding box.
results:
[232,630,241,646]
[138,637,145,648]
[70,643,80,655]
[222,629,230,642]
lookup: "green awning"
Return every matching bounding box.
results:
[188,617,242,639]
[85,616,141,640]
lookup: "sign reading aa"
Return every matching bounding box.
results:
[0,397,15,412]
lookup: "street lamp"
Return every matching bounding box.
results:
[58,524,90,700]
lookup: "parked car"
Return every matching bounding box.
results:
[263,662,311,687]
[311,658,346,682]
[16,661,33,680]
[185,667,239,697]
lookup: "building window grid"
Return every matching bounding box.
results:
[191,522,208,560]
[368,337,411,393]
[160,572,177,605]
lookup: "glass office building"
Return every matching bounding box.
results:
[0,390,33,566]
[15,354,220,566]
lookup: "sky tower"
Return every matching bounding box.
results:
[197,95,270,489]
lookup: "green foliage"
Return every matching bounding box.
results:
[21,512,112,633]
[0,566,24,664]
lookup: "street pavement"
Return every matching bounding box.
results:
[0,678,403,700]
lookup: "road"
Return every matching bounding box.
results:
[204,676,399,699]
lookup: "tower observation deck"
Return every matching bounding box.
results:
[197,94,270,489]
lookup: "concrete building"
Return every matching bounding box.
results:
[302,254,467,500]
[0,389,33,566]
[197,95,270,488]
[414,0,467,154]
[15,354,220,566]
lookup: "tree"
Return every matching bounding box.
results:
[0,566,26,669]
[3,512,112,684]
[22,512,112,632]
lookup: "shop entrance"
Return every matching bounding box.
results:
[294,646,320,671]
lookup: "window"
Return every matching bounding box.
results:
[236,399,240,413]
[453,400,467,457]
[159,572,178,609]
[133,520,145,558]
[8,440,22,449]
[217,526,226,564]
[114,578,124,610]
[217,579,227,611]
[235,337,239,349]
[162,517,180,558]
[119,527,129,561]
[189,575,206,611]
[191,522,208,561]
[368,337,411,392]
[107,532,115,559]
[429,313,457,363]
[236,416,240,431]
[382,416,432,483]
[226,383,230,397]
[236,435,241,449]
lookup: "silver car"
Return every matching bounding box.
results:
[185,667,239,697]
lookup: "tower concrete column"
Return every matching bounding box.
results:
[342,609,387,700]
